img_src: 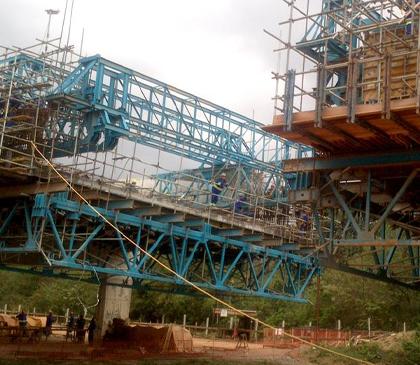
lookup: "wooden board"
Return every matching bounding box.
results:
[363,29,418,103]
[264,98,420,154]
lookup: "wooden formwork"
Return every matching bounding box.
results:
[362,27,418,104]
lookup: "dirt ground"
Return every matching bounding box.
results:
[193,337,313,364]
[0,334,319,365]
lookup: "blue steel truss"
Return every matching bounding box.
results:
[46,55,311,173]
[0,193,318,302]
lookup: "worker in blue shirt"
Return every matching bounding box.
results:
[211,173,228,205]
[234,194,247,214]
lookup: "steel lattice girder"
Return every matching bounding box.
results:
[311,167,420,287]
[47,55,311,173]
[0,193,318,302]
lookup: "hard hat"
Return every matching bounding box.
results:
[221,173,227,177]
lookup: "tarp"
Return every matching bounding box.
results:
[0,314,46,328]
[104,319,193,353]
[0,314,18,327]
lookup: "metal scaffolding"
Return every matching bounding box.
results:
[269,0,420,128]
[265,0,420,288]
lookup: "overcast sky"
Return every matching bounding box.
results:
[1,0,287,125]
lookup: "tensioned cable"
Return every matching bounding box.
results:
[31,141,373,365]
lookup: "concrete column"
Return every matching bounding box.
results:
[96,275,132,337]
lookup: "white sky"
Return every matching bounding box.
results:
[1,0,287,125]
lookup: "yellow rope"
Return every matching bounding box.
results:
[31,141,373,365]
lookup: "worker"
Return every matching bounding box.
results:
[66,311,75,341]
[76,314,86,343]
[234,194,246,214]
[232,325,238,340]
[45,311,55,339]
[16,310,27,338]
[265,183,276,199]
[402,0,420,35]
[87,317,97,346]
[211,173,228,205]
[299,211,309,232]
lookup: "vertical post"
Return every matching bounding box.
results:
[383,54,391,119]
[0,55,17,156]
[183,314,186,328]
[284,70,296,131]
[338,319,341,340]
[416,9,420,113]
[282,320,285,329]
[229,317,233,330]
[315,65,325,127]
[365,170,371,231]
[18,304,21,313]
[65,308,69,322]
[4,304,7,314]
[255,319,259,342]
[205,317,209,336]
[33,307,36,315]
[329,208,335,254]
[403,322,406,334]
[309,321,312,327]
[315,273,321,343]
[162,314,165,324]
[368,317,371,338]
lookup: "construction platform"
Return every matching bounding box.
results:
[264,98,420,154]
[263,0,420,288]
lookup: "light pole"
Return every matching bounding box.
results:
[44,9,60,54]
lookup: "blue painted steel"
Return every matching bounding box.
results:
[47,55,306,174]
[0,193,318,302]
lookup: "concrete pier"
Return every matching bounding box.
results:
[96,275,132,336]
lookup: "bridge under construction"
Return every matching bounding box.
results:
[0,0,419,336]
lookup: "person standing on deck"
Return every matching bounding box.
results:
[211,173,228,205]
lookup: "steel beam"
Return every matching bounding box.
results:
[283,151,420,172]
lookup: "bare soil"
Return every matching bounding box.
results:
[0,334,319,364]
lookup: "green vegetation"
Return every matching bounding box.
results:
[1,268,420,333]
[308,330,420,364]
[0,271,97,315]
